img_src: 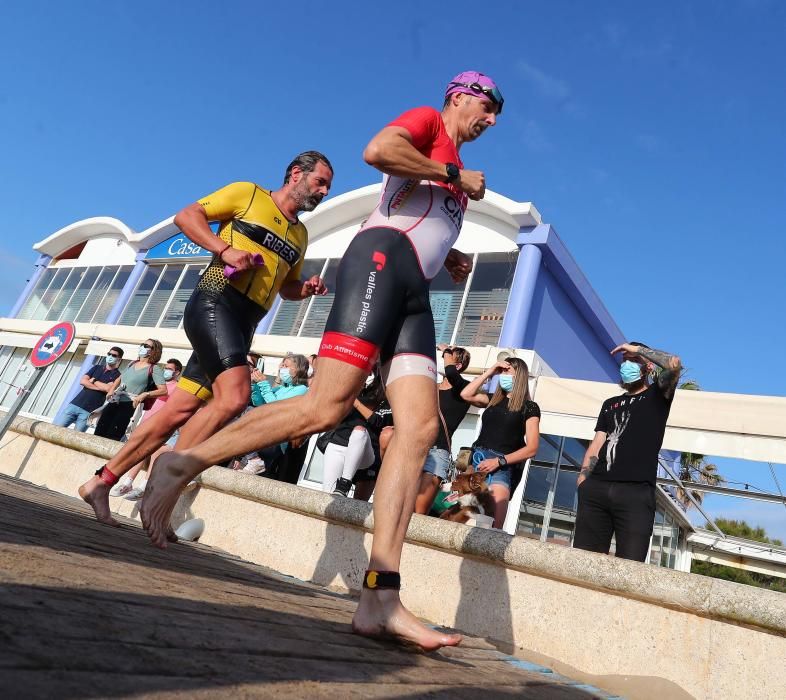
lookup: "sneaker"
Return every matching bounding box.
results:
[109,476,133,498]
[124,486,146,502]
[332,477,353,497]
[241,458,266,475]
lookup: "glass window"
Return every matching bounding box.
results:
[269,260,327,336]
[0,348,31,408]
[90,266,132,324]
[517,502,545,540]
[560,438,586,468]
[160,265,204,329]
[137,265,184,327]
[454,251,518,346]
[16,268,57,320]
[535,434,561,464]
[45,268,82,321]
[522,464,552,504]
[299,260,341,337]
[26,349,85,417]
[429,266,467,344]
[60,267,100,321]
[30,268,70,321]
[554,467,579,510]
[76,266,116,323]
[118,266,163,326]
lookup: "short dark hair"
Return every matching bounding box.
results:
[166,358,183,372]
[109,346,124,358]
[283,151,333,184]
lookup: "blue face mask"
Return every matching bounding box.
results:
[256,358,265,372]
[163,369,175,381]
[106,354,118,366]
[620,360,643,384]
[499,374,515,392]
[279,367,293,385]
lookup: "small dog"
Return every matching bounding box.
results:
[439,471,496,524]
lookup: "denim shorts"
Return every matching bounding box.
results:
[422,447,452,481]
[472,446,513,490]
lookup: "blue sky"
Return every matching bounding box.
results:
[2,1,785,539]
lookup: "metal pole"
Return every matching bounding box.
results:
[0,369,47,442]
[659,459,726,538]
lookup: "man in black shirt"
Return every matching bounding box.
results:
[53,347,124,432]
[574,342,682,561]
[414,345,472,514]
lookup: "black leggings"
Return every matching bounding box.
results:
[320,227,435,376]
[94,401,135,441]
[179,287,265,398]
[573,478,656,562]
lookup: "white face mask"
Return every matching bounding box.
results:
[256,358,265,372]
[365,375,375,388]
[307,365,314,378]
[138,346,150,358]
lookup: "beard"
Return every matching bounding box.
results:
[292,180,324,212]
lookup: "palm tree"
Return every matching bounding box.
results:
[675,379,725,508]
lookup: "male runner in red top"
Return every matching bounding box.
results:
[141,71,503,651]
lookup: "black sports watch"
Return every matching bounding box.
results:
[497,454,507,468]
[445,162,460,184]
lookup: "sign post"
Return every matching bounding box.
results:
[0,322,76,441]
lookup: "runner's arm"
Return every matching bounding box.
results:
[363,126,451,182]
[279,275,328,300]
[174,203,231,257]
[364,126,486,198]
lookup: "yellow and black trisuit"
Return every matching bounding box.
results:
[178,182,307,400]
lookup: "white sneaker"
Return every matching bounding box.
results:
[109,476,133,497]
[241,458,266,475]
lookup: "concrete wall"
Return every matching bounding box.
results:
[524,266,620,382]
[2,417,784,700]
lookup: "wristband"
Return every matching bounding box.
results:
[216,243,231,261]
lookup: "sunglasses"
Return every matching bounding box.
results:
[141,343,154,350]
[108,353,121,358]
[449,82,504,113]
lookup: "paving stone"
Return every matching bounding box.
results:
[0,476,615,699]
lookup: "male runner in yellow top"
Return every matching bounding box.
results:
[79,151,333,526]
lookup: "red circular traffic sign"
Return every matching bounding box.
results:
[30,322,76,368]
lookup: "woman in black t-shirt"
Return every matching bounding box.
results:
[461,357,540,528]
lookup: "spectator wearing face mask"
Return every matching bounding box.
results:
[248,354,310,475]
[461,357,541,529]
[110,359,183,498]
[94,339,167,441]
[53,347,125,432]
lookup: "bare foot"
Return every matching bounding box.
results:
[140,451,199,549]
[351,588,462,651]
[78,476,121,527]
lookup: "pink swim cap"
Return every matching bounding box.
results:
[445,71,504,112]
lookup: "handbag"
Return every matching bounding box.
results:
[142,365,157,411]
